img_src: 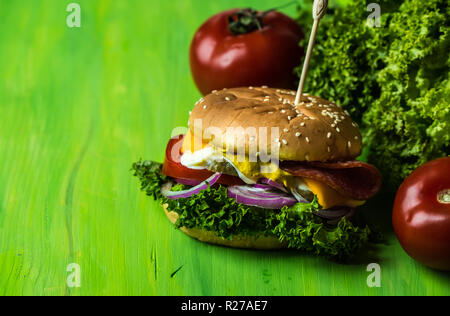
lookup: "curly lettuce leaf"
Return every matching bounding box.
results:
[132,160,167,200]
[267,200,371,259]
[132,160,375,259]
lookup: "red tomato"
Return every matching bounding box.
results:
[162,135,244,186]
[190,8,304,95]
[392,157,450,271]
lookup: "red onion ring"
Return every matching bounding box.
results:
[227,185,297,209]
[174,178,203,186]
[313,207,355,220]
[260,178,288,193]
[161,173,222,199]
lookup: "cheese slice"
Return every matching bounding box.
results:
[303,178,365,209]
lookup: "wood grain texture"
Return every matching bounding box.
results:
[0,0,449,296]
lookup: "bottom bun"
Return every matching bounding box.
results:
[163,204,286,250]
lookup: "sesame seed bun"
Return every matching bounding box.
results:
[163,204,286,250]
[188,87,362,162]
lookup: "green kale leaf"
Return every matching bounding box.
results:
[296,0,450,189]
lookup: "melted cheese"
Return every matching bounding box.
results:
[231,159,291,184]
[180,133,366,209]
[181,131,208,153]
[303,178,366,209]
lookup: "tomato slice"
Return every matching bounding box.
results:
[162,135,244,186]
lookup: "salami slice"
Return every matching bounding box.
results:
[280,160,382,200]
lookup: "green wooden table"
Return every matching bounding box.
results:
[0,0,449,296]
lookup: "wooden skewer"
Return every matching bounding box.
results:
[294,0,328,105]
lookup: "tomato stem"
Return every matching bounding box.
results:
[228,8,264,35]
[437,189,450,204]
[228,1,298,35]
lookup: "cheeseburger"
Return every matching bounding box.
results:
[133,87,381,258]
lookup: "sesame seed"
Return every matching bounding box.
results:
[327,132,332,139]
[295,132,301,137]
[279,98,283,102]
[305,137,310,143]
[282,139,288,145]
[268,111,273,114]
[336,127,341,133]
[300,122,305,127]
[354,136,359,140]
[249,86,253,90]
[328,146,331,153]
[212,90,217,93]
[283,128,289,132]
[225,97,230,101]
[203,105,207,109]
[262,85,268,88]
[287,116,292,121]
[275,138,280,143]
[331,123,336,128]
[281,109,286,113]
[348,141,352,148]
[305,154,310,161]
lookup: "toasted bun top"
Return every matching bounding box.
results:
[188,87,362,162]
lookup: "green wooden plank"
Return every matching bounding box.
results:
[0,0,449,296]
